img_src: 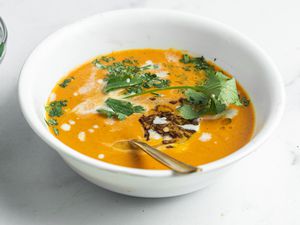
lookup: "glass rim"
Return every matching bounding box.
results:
[0,17,8,44]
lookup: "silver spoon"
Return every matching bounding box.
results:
[125,139,198,174]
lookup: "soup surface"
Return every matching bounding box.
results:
[45,49,255,169]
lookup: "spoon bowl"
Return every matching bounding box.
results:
[113,139,198,174]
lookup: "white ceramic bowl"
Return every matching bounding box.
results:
[18,9,285,198]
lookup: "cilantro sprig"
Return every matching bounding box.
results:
[177,70,242,119]
[97,98,145,120]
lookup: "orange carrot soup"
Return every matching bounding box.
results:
[45,49,255,169]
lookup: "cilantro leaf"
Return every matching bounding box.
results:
[96,109,127,120]
[177,70,241,118]
[196,71,242,106]
[208,96,226,114]
[97,98,145,120]
[184,89,209,105]
[218,77,242,106]
[177,104,201,120]
[106,98,138,116]
[104,76,142,93]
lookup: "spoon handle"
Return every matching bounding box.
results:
[129,140,198,174]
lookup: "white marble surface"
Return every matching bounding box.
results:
[0,0,299,224]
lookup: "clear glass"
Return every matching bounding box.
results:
[0,17,7,63]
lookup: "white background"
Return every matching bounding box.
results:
[0,0,299,224]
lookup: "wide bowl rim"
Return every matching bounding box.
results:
[18,9,285,178]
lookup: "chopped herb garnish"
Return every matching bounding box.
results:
[125,73,170,94]
[101,56,115,62]
[125,57,242,120]
[140,64,159,71]
[183,66,192,71]
[59,77,74,88]
[93,54,243,121]
[92,59,106,69]
[97,98,145,120]
[53,127,59,135]
[93,57,169,94]
[180,54,213,71]
[45,118,58,126]
[104,76,142,93]
[241,96,250,107]
[180,54,192,64]
[45,113,61,135]
[45,118,60,135]
[45,100,68,117]
[122,58,138,64]
[97,109,127,120]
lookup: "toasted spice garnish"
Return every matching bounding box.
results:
[221,118,232,125]
[139,105,199,144]
[169,100,178,104]
[163,127,170,132]
[166,145,174,148]
[162,139,177,144]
